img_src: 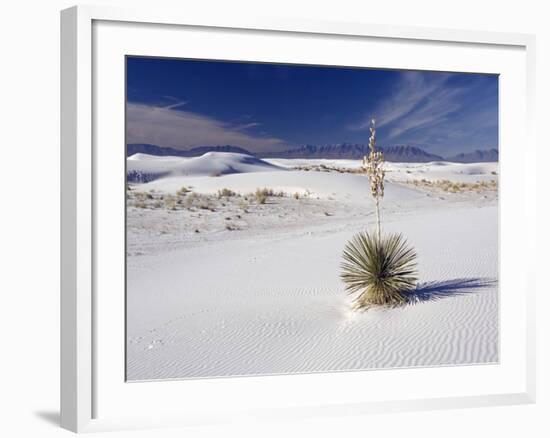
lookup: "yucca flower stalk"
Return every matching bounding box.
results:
[362,118,385,242]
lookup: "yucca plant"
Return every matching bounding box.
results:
[341,118,418,309]
[341,232,417,309]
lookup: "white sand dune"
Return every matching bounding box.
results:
[126,153,498,381]
[384,161,498,183]
[127,152,282,181]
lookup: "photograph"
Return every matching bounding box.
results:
[125,57,499,381]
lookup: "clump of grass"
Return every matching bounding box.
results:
[197,200,215,211]
[162,194,177,210]
[134,191,153,200]
[177,186,190,196]
[341,232,417,310]
[183,192,200,209]
[255,189,268,204]
[253,187,286,204]
[218,188,237,198]
[254,188,275,204]
[134,201,148,209]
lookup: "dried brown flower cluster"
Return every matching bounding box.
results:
[362,118,385,241]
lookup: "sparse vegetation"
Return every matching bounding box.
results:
[253,187,285,204]
[134,191,153,200]
[197,199,216,211]
[177,186,190,196]
[162,194,177,210]
[218,188,237,198]
[127,185,310,212]
[255,188,268,204]
[184,192,200,209]
[405,178,497,193]
[292,164,365,174]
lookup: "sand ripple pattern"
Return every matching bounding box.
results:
[127,201,498,380]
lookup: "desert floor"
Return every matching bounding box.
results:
[126,153,498,381]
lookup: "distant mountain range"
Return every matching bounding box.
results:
[259,144,444,162]
[446,148,499,163]
[126,143,498,163]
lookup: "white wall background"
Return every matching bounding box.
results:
[0,0,547,437]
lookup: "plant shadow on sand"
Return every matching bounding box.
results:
[405,278,497,305]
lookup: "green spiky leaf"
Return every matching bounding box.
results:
[340,232,418,309]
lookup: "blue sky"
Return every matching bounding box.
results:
[126,57,498,157]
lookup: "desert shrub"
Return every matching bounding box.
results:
[177,186,190,196]
[340,232,417,309]
[162,194,177,210]
[198,200,215,211]
[183,192,199,208]
[218,188,237,198]
[134,191,153,200]
[255,188,269,204]
[134,201,148,209]
[253,188,286,204]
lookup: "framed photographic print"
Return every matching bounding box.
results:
[61,4,536,433]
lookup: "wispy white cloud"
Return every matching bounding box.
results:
[163,101,189,110]
[385,87,462,139]
[233,122,262,131]
[351,72,456,137]
[126,103,287,152]
[349,71,498,155]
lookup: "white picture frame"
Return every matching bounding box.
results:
[60,4,537,433]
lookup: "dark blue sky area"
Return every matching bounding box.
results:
[126,57,498,156]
